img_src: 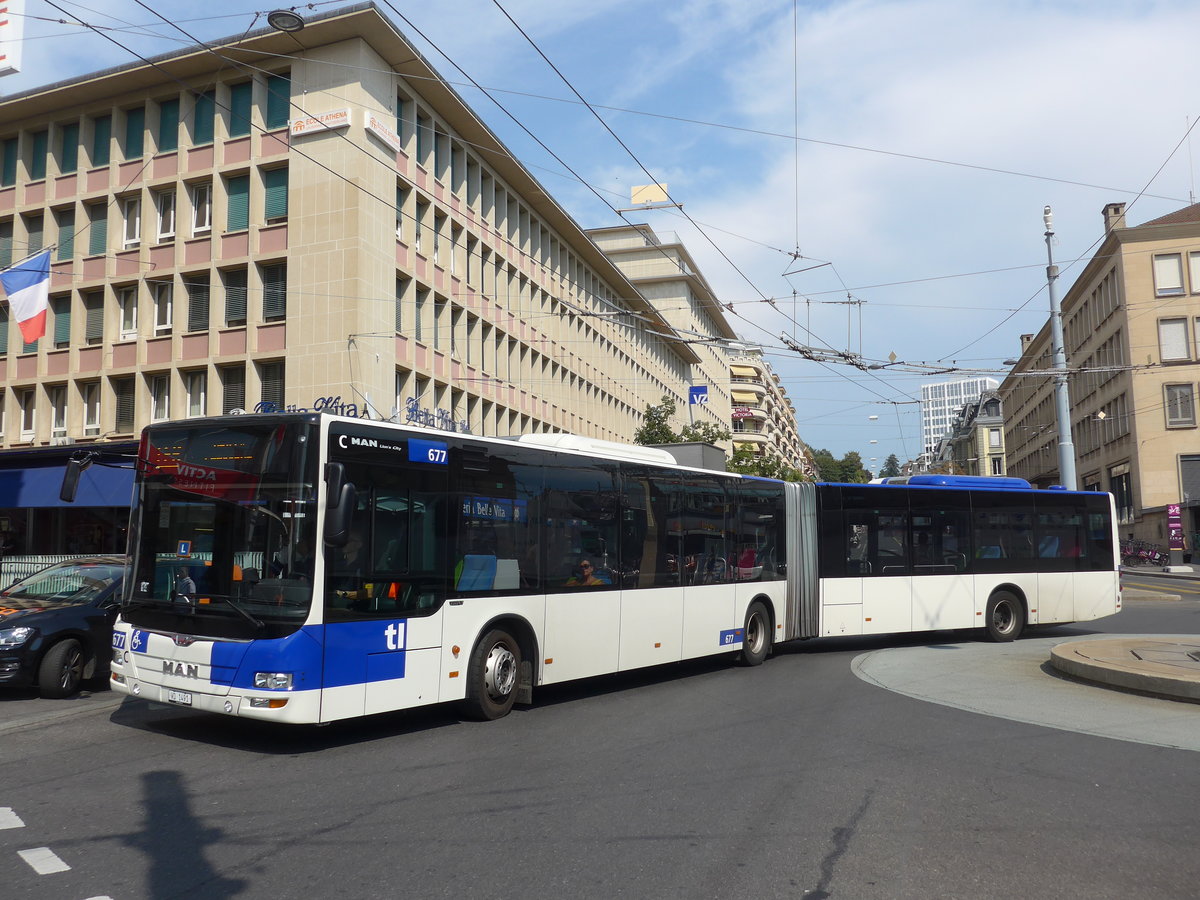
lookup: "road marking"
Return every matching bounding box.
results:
[18,846,71,874]
[1124,579,1200,596]
[0,807,24,829]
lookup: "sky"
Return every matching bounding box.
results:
[7,0,1200,471]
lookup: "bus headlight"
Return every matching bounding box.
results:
[0,626,34,648]
[254,671,293,690]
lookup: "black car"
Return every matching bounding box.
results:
[0,555,127,698]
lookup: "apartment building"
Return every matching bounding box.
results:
[935,389,1006,477]
[1001,201,1200,544]
[0,4,711,554]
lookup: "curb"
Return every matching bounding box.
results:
[1050,638,1200,703]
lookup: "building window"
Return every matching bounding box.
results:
[18,387,35,438]
[152,281,173,335]
[49,384,66,439]
[150,373,170,422]
[1159,317,1190,361]
[190,181,212,234]
[55,207,74,261]
[1110,466,1133,524]
[185,274,209,332]
[221,364,246,414]
[155,189,175,241]
[228,82,253,138]
[988,427,1001,448]
[0,218,11,268]
[82,381,100,436]
[84,291,103,346]
[91,115,111,167]
[192,91,215,145]
[124,106,145,160]
[1,136,17,186]
[265,73,290,130]
[58,122,79,174]
[259,360,284,410]
[990,456,1003,476]
[223,268,247,325]
[226,173,249,231]
[414,288,427,342]
[87,204,107,256]
[25,213,43,253]
[157,98,179,152]
[185,370,206,418]
[29,130,47,180]
[414,199,428,254]
[52,294,70,348]
[118,286,137,340]
[1153,253,1185,296]
[1165,383,1196,428]
[121,195,141,248]
[395,276,409,333]
[261,263,286,321]
[113,376,135,432]
[263,167,288,223]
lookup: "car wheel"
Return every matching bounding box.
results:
[461,628,521,721]
[984,591,1024,643]
[39,639,85,699]
[737,601,771,666]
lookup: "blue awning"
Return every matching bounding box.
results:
[0,463,135,508]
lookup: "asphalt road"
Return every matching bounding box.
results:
[4,599,1200,899]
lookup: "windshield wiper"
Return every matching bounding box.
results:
[205,593,266,630]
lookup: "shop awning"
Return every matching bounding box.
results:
[731,391,759,405]
[731,365,759,378]
[0,463,135,508]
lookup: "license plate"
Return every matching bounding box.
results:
[167,689,193,706]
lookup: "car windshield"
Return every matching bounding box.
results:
[124,418,319,640]
[2,561,125,603]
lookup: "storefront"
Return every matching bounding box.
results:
[0,443,137,557]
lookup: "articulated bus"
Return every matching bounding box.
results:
[98,413,1119,724]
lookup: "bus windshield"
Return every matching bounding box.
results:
[123,417,319,640]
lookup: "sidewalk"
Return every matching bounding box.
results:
[1050,637,1200,703]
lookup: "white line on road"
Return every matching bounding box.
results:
[0,807,24,829]
[18,846,71,874]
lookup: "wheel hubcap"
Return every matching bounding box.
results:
[484,643,516,700]
[746,613,763,652]
[61,648,83,688]
[993,603,1013,634]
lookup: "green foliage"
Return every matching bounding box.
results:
[727,449,808,482]
[811,447,871,483]
[633,396,680,445]
[880,453,901,478]
[680,421,732,445]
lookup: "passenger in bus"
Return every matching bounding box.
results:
[565,560,607,586]
[175,566,196,605]
[330,531,368,606]
[271,536,312,579]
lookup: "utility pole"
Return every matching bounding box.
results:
[1044,206,1077,490]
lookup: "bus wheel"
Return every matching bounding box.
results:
[738,601,770,666]
[985,591,1024,643]
[463,628,521,720]
[39,639,85,699]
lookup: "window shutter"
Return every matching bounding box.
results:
[124,107,145,159]
[0,220,11,268]
[88,206,107,256]
[30,131,47,180]
[226,174,249,231]
[263,168,288,220]
[1154,254,1184,296]
[158,98,179,152]
[59,123,79,174]
[0,306,8,357]
[1159,318,1189,361]
[261,263,286,320]
[222,365,246,413]
[27,215,43,253]
[114,377,135,431]
[85,293,104,343]
[260,360,284,409]
[186,276,210,332]
[92,115,111,166]
[229,83,252,137]
[1,137,17,186]
[224,268,247,324]
[265,74,290,129]
[52,295,70,346]
[56,209,74,261]
[193,91,215,144]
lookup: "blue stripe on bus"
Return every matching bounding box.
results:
[205,621,407,690]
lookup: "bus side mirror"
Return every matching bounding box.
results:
[59,454,95,502]
[325,483,356,546]
[325,462,346,509]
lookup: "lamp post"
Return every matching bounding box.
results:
[1043,206,1077,490]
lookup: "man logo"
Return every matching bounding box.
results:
[163,660,200,679]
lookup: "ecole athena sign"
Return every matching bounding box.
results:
[289,108,403,154]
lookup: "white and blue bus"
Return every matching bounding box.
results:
[98,413,1119,724]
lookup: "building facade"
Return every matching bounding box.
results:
[1001,201,1200,545]
[0,4,715,554]
[935,389,1006,477]
[919,375,999,461]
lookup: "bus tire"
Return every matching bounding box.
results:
[737,601,770,666]
[462,628,521,720]
[984,591,1024,643]
[38,638,85,699]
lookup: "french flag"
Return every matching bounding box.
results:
[0,249,51,343]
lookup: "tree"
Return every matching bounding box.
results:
[633,396,680,445]
[880,453,901,478]
[811,448,871,483]
[727,448,808,482]
[680,421,732,445]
